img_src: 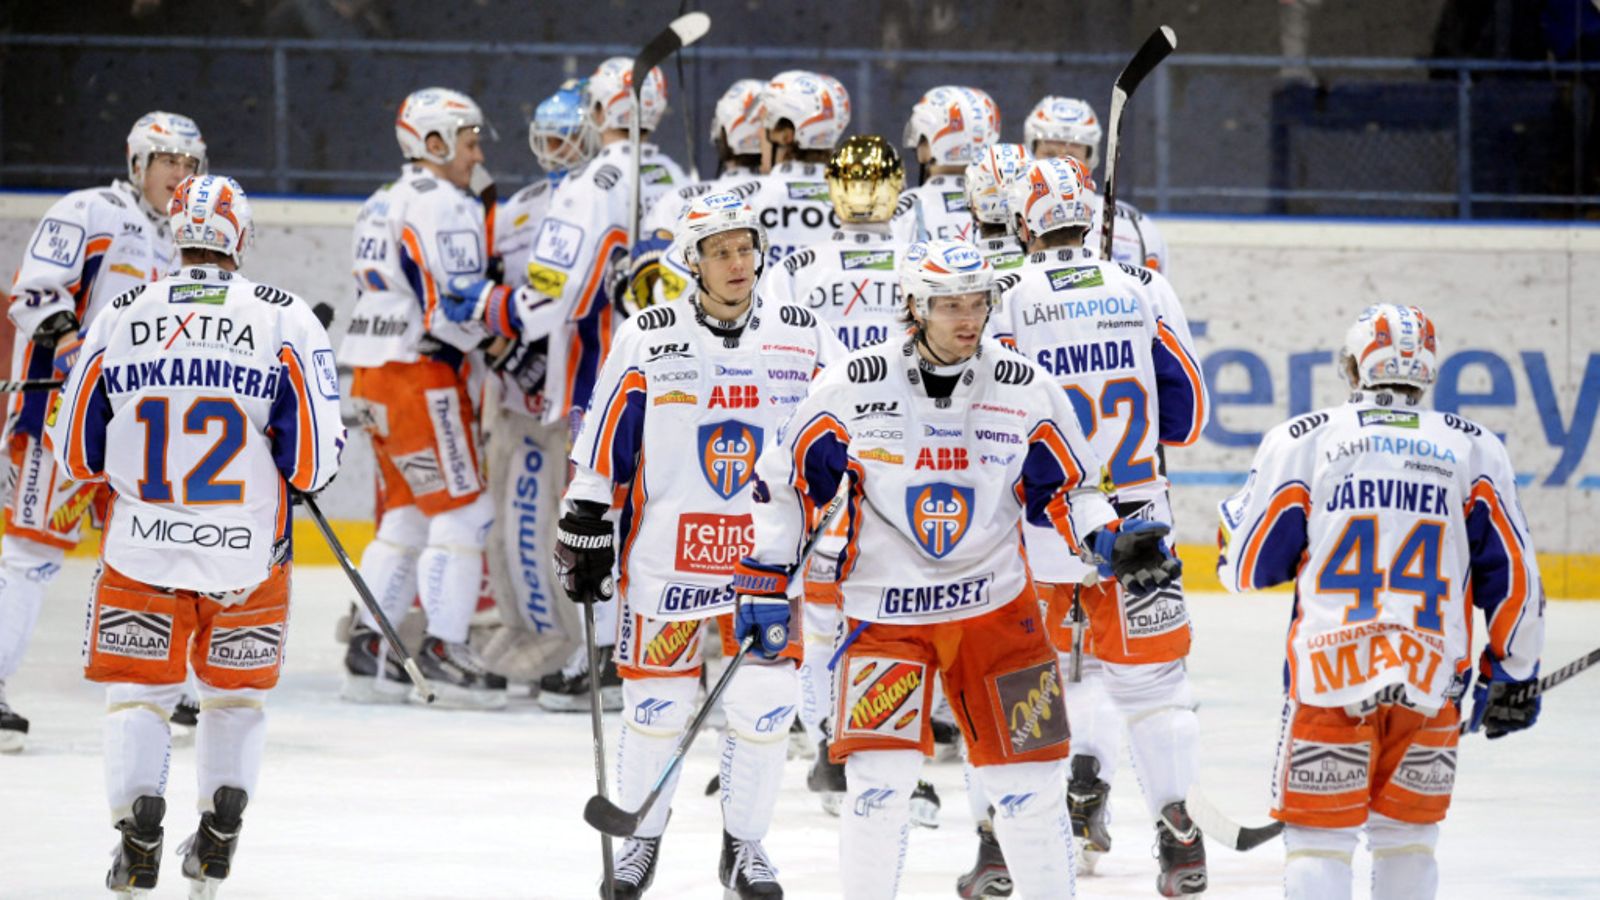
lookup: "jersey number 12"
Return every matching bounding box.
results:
[135,397,247,504]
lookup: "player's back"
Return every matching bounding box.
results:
[54,268,340,591]
[763,229,905,352]
[890,174,975,244]
[744,162,839,267]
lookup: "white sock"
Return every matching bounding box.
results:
[1060,653,1123,781]
[1105,660,1198,818]
[354,537,421,633]
[615,676,696,838]
[964,760,990,826]
[0,537,62,679]
[840,749,920,900]
[719,661,797,840]
[977,760,1076,899]
[195,686,266,811]
[1369,813,1439,900]
[1284,823,1358,900]
[104,682,183,823]
[417,496,493,644]
[798,600,838,747]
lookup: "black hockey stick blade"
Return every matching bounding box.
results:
[584,793,646,838]
[1115,25,1178,96]
[631,12,711,93]
[1186,786,1284,851]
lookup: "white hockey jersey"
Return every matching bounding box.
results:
[510,141,688,424]
[48,266,345,592]
[1217,393,1544,712]
[736,336,1118,626]
[890,174,976,244]
[8,181,175,437]
[740,162,840,268]
[1088,192,1168,273]
[757,226,907,353]
[565,296,843,621]
[341,165,490,368]
[974,234,1025,273]
[992,248,1207,583]
[494,175,561,418]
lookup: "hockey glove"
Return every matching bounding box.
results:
[32,310,78,347]
[489,335,550,399]
[554,500,615,605]
[1086,520,1181,597]
[1468,652,1541,739]
[735,593,791,660]
[619,228,676,314]
[441,276,518,335]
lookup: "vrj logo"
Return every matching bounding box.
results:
[905,483,973,558]
[698,421,764,499]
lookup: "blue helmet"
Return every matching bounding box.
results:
[529,79,596,174]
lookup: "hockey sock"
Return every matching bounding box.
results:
[195,686,266,811]
[0,537,63,680]
[354,507,425,633]
[1107,660,1199,818]
[1368,813,1439,900]
[104,682,183,823]
[963,760,990,826]
[840,749,920,900]
[617,676,697,838]
[719,661,797,839]
[418,496,492,644]
[798,600,838,747]
[1284,823,1358,900]
[977,760,1076,900]
[1059,651,1123,781]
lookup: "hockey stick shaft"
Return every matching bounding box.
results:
[1100,25,1177,261]
[1461,645,1600,734]
[0,379,65,394]
[1186,785,1284,851]
[301,494,436,703]
[627,12,712,251]
[581,601,616,895]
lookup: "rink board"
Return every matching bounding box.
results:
[1,193,1596,596]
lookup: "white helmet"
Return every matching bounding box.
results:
[679,191,769,273]
[1340,304,1439,392]
[710,78,766,156]
[587,56,668,132]
[529,79,596,173]
[1007,157,1093,240]
[126,111,207,189]
[168,174,253,266]
[396,88,486,164]
[902,86,991,167]
[966,87,1001,137]
[899,238,996,320]
[964,143,1033,227]
[1025,96,1104,169]
[758,70,848,151]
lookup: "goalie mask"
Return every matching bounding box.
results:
[1025,96,1103,170]
[826,135,905,225]
[1341,304,1439,393]
[169,174,253,266]
[396,88,490,164]
[529,79,596,174]
[964,143,1033,228]
[126,111,207,190]
[588,56,668,133]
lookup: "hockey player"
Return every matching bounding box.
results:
[978,157,1211,897]
[734,239,1182,899]
[892,86,996,244]
[1025,95,1169,273]
[1218,304,1544,900]
[476,80,599,687]
[0,111,205,751]
[339,87,506,709]
[551,192,844,898]
[745,70,853,266]
[47,174,343,897]
[463,56,688,712]
[963,142,1033,272]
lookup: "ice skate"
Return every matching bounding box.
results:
[1155,800,1207,896]
[538,643,621,713]
[719,829,782,898]
[0,681,29,753]
[415,636,508,709]
[606,835,661,899]
[340,624,409,704]
[910,779,941,829]
[179,786,248,899]
[106,795,165,896]
[805,737,846,817]
[1068,755,1112,874]
[955,821,1012,899]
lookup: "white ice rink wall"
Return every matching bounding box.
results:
[2,193,1596,595]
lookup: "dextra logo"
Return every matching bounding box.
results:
[905,483,973,559]
[699,420,764,499]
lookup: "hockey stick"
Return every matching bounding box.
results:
[301,494,436,703]
[1099,25,1177,262]
[580,598,616,897]
[0,378,64,394]
[627,12,712,252]
[583,494,844,838]
[1185,786,1284,851]
[675,0,700,182]
[1460,645,1600,735]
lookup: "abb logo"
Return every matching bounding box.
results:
[709,384,759,409]
[915,447,969,470]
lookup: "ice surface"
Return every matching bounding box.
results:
[3,561,1597,898]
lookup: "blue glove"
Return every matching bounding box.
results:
[734,593,791,660]
[441,276,517,334]
[1468,653,1541,739]
[1085,519,1181,596]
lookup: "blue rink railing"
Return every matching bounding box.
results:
[2,33,1597,218]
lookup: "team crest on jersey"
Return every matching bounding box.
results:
[698,420,764,499]
[905,483,973,559]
